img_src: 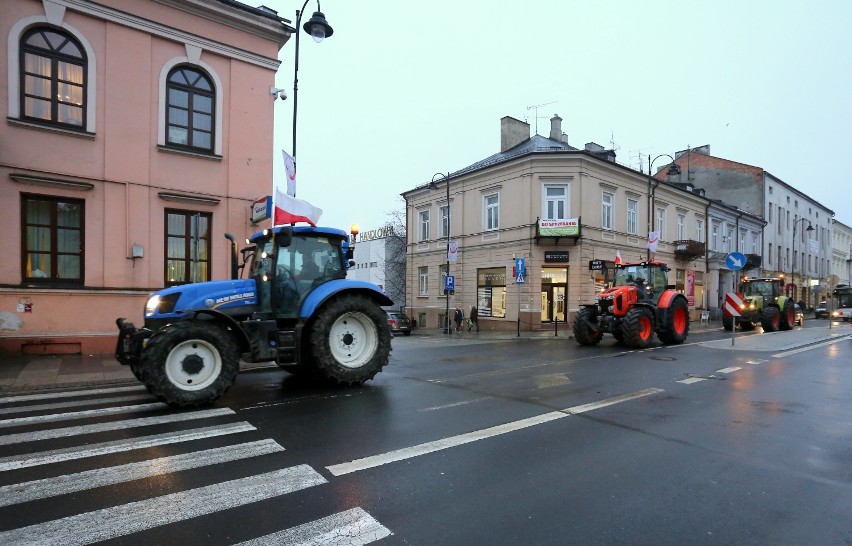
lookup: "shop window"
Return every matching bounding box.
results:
[477,267,506,318]
[165,209,211,286]
[21,195,84,285]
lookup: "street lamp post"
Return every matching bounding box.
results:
[792,217,814,302]
[291,1,333,169]
[429,173,451,335]
[647,154,681,261]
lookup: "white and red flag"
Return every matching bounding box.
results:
[273,150,322,226]
[615,250,622,265]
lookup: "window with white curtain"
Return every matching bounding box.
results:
[22,195,84,284]
[166,66,215,152]
[20,27,86,128]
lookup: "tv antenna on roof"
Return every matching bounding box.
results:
[525,101,556,135]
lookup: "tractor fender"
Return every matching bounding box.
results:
[156,308,252,353]
[656,289,683,309]
[776,295,791,310]
[300,280,393,318]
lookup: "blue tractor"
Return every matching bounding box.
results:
[116,225,393,407]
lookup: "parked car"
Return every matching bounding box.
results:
[793,304,804,326]
[815,301,829,319]
[387,311,412,335]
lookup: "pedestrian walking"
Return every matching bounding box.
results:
[453,307,464,334]
[469,306,479,332]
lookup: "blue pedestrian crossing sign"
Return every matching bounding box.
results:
[445,274,455,291]
[515,258,526,284]
[725,252,746,271]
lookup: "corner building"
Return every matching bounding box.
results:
[0,0,290,354]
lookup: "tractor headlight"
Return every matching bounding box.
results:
[145,295,160,316]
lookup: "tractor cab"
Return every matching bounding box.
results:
[247,226,349,318]
[613,262,670,301]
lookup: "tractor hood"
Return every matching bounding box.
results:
[145,279,258,319]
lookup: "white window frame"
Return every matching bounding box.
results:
[677,213,686,240]
[627,198,638,235]
[656,207,667,241]
[696,218,705,243]
[484,193,499,231]
[418,266,428,295]
[601,191,614,230]
[711,220,720,251]
[542,184,569,220]
[439,204,449,238]
[417,209,430,242]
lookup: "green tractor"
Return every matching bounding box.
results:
[722,277,796,332]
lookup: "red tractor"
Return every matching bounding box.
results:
[573,261,690,349]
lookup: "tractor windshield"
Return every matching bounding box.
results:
[614,265,650,287]
[742,281,774,298]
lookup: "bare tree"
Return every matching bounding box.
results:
[378,200,406,311]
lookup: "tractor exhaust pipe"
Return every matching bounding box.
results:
[224,233,239,280]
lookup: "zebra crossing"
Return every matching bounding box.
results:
[0,385,392,545]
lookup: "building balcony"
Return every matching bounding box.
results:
[674,239,706,261]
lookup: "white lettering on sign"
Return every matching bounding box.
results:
[359,226,397,241]
[214,292,256,306]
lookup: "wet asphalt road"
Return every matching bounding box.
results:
[2,320,851,544]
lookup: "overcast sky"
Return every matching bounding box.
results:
[264,0,852,234]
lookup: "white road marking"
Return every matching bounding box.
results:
[0,402,166,429]
[0,407,235,446]
[0,385,147,404]
[0,422,255,471]
[234,507,391,546]
[716,367,741,374]
[0,394,154,416]
[419,397,490,412]
[773,337,851,357]
[745,359,766,365]
[677,377,707,385]
[326,388,663,476]
[0,439,284,507]
[0,466,326,546]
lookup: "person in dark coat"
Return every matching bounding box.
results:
[469,306,479,332]
[453,307,464,334]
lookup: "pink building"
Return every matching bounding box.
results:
[0,0,290,355]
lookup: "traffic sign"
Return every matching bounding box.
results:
[445,274,455,291]
[724,292,744,317]
[725,252,747,271]
[515,257,525,284]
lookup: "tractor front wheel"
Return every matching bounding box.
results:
[658,297,689,345]
[761,307,780,332]
[779,301,795,331]
[309,295,391,385]
[573,308,603,346]
[139,321,239,407]
[622,307,654,349]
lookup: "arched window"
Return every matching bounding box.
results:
[20,27,86,128]
[166,66,215,152]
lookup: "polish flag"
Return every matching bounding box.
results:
[273,151,322,226]
[615,250,622,265]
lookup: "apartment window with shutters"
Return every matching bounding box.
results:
[627,198,638,235]
[418,266,428,295]
[601,191,614,230]
[21,195,84,285]
[165,210,211,286]
[418,209,430,242]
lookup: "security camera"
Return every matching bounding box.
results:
[278,90,287,101]
[270,86,287,101]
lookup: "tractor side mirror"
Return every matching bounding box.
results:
[275,227,292,247]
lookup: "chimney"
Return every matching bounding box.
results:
[549,114,562,141]
[500,116,530,152]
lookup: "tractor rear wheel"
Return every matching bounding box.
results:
[779,301,795,331]
[139,321,239,407]
[573,308,603,346]
[309,295,391,385]
[761,307,780,332]
[658,297,689,345]
[622,307,654,349]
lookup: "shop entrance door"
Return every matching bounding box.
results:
[540,285,567,322]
